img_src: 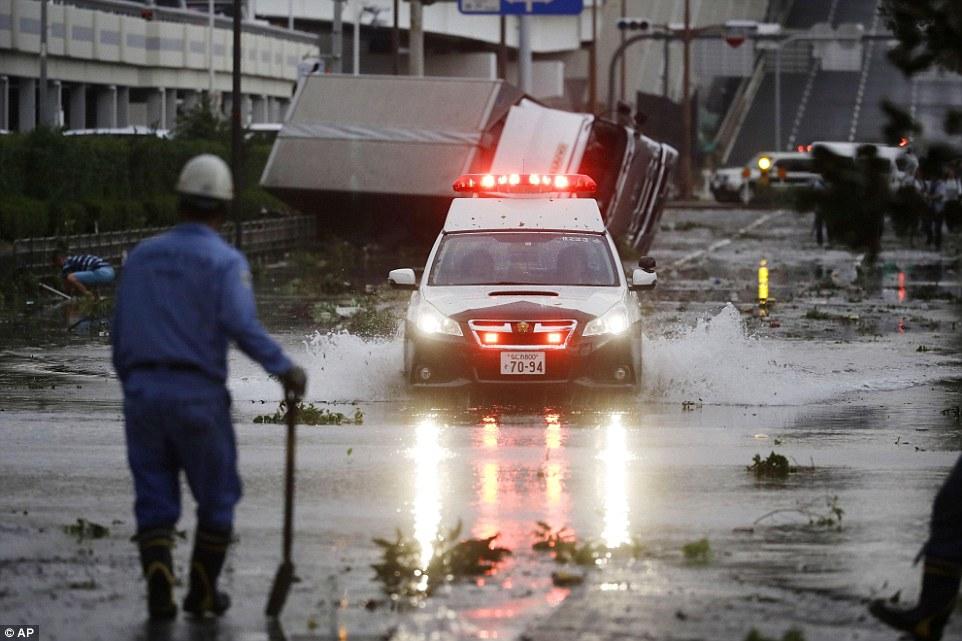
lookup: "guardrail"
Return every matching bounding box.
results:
[6,215,317,272]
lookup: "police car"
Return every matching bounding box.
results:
[388,173,657,392]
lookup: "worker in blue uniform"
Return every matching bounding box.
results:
[870,454,962,640]
[111,154,307,620]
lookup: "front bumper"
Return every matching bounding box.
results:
[406,328,640,390]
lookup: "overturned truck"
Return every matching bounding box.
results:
[261,75,677,253]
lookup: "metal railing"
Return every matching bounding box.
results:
[7,215,318,272]
[65,0,320,45]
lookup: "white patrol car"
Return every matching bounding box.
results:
[387,173,657,391]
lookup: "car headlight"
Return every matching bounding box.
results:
[583,304,630,337]
[416,301,463,337]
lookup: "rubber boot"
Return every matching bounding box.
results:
[135,528,177,620]
[182,528,232,617]
[870,557,961,641]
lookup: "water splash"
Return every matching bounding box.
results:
[229,304,955,406]
[642,303,955,406]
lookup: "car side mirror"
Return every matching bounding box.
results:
[629,267,656,291]
[388,268,418,290]
[638,256,656,270]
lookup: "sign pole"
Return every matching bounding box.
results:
[518,14,532,92]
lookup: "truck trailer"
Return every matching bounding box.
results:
[260,74,677,253]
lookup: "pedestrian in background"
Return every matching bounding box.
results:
[111,154,307,620]
[941,165,961,233]
[922,171,946,250]
[871,454,962,640]
[52,245,115,298]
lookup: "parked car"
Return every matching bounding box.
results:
[711,151,819,204]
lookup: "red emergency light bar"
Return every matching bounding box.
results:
[452,173,597,195]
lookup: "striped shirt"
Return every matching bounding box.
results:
[62,254,111,276]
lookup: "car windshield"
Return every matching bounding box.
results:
[428,232,619,287]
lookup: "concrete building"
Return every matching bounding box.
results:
[252,0,769,110]
[0,0,317,132]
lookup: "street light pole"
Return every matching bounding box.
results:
[588,0,596,112]
[392,0,400,74]
[619,0,626,102]
[409,0,424,76]
[231,0,243,248]
[774,45,781,150]
[680,0,692,200]
[498,14,507,80]
[39,0,48,127]
[662,35,669,97]
[209,0,216,94]
[332,0,344,73]
[353,0,361,75]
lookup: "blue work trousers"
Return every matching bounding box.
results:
[124,384,242,533]
[925,454,962,563]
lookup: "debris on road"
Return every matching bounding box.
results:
[62,518,109,541]
[682,538,713,565]
[254,402,364,425]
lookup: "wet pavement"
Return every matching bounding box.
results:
[1,207,960,641]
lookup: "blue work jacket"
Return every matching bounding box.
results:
[112,222,292,396]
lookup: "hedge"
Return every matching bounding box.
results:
[0,128,288,241]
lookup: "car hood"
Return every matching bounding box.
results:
[714,167,744,177]
[423,286,623,319]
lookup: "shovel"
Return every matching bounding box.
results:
[265,393,299,618]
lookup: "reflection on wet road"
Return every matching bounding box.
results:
[0,207,960,641]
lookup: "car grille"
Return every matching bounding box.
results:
[467,320,578,349]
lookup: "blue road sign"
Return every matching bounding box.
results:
[458,0,584,16]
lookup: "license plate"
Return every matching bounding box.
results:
[500,351,545,375]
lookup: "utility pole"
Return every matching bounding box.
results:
[288,0,293,29]
[39,0,48,127]
[409,0,424,76]
[332,0,344,73]
[680,0,692,200]
[518,14,531,92]
[231,0,243,248]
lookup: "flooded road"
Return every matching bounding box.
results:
[1,207,960,641]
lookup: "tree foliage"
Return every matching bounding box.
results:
[879,0,962,151]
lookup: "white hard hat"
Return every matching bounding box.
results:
[176,154,234,202]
